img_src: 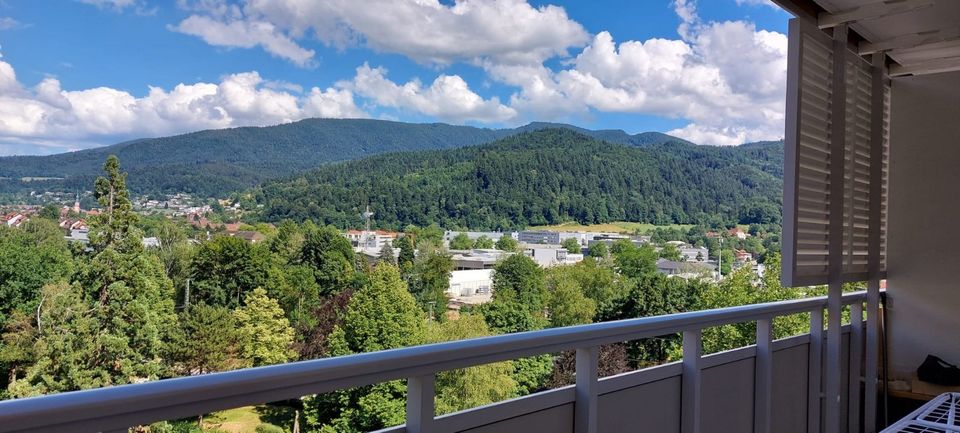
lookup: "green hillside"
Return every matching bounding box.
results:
[0,119,692,199]
[254,129,783,230]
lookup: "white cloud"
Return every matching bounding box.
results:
[0,60,368,154]
[171,15,316,67]
[175,0,589,66]
[735,0,779,9]
[349,63,516,123]
[0,17,24,30]
[77,0,140,8]
[480,1,788,145]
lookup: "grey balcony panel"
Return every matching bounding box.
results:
[772,344,810,433]
[702,357,756,433]
[598,377,681,433]
[459,404,573,433]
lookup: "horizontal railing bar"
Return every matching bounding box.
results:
[0,291,867,433]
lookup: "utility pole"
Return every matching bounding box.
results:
[184,278,191,309]
[717,236,723,281]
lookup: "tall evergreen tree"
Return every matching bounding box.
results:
[235,288,295,367]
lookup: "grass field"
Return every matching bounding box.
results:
[529,221,695,234]
[201,405,296,433]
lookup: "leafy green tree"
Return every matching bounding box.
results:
[299,224,357,294]
[495,235,518,252]
[0,220,73,324]
[395,235,416,269]
[191,236,271,308]
[378,242,396,265]
[492,255,547,316]
[720,249,735,275]
[598,273,705,365]
[449,232,473,250]
[547,279,596,328]
[546,258,626,309]
[8,282,103,397]
[267,220,305,263]
[410,245,453,320]
[473,235,494,249]
[306,264,424,433]
[588,242,608,259]
[658,243,682,261]
[611,240,658,278]
[0,311,37,397]
[37,203,60,220]
[269,263,322,330]
[561,238,581,254]
[426,314,516,415]
[235,288,295,367]
[171,304,242,374]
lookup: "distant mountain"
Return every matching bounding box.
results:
[0,119,693,198]
[254,129,784,230]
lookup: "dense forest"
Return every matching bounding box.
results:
[254,129,784,230]
[0,156,815,433]
[0,119,694,198]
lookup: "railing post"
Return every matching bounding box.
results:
[755,318,773,433]
[809,308,824,433]
[575,346,599,433]
[849,302,864,433]
[406,374,435,433]
[864,279,881,433]
[682,329,702,433]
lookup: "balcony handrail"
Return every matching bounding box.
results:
[0,290,867,433]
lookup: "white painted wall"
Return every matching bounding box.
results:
[887,70,960,377]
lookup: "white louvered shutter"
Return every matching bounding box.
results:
[782,19,889,287]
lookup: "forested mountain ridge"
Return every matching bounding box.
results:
[0,119,694,198]
[254,129,783,230]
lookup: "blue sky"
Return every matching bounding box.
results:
[0,0,791,155]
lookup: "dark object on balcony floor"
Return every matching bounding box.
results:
[918,355,960,386]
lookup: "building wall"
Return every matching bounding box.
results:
[887,70,960,376]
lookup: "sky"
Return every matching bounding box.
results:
[0,0,791,155]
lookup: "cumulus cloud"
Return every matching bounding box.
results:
[482,0,787,145]
[174,0,589,66]
[171,14,316,67]
[0,60,368,154]
[0,18,25,30]
[349,64,516,123]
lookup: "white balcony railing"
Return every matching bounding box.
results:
[0,291,869,433]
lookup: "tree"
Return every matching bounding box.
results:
[8,282,101,397]
[299,224,357,294]
[426,314,516,415]
[611,241,658,278]
[561,238,581,254]
[171,304,242,374]
[547,279,596,328]
[598,273,705,365]
[546,258,626,310]
[90,155,137,252]
[190,236,271,308]
[659,243,682,261]
[306,264,425,432]
[408,244,453,320]
[293,290,353,360]
[588,242,608,259]
[473,235,494,249]
[492,255,547,316]
[37,204,60,220]
[378,242,396,265]
[0,220,73,325]
[449,232,473,250]
[235,288,295,367]
[395,235,416,269]
[495,235,518,252]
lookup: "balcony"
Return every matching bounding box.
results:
[0,291,870,433]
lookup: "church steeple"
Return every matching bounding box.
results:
[72,192,80,214]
